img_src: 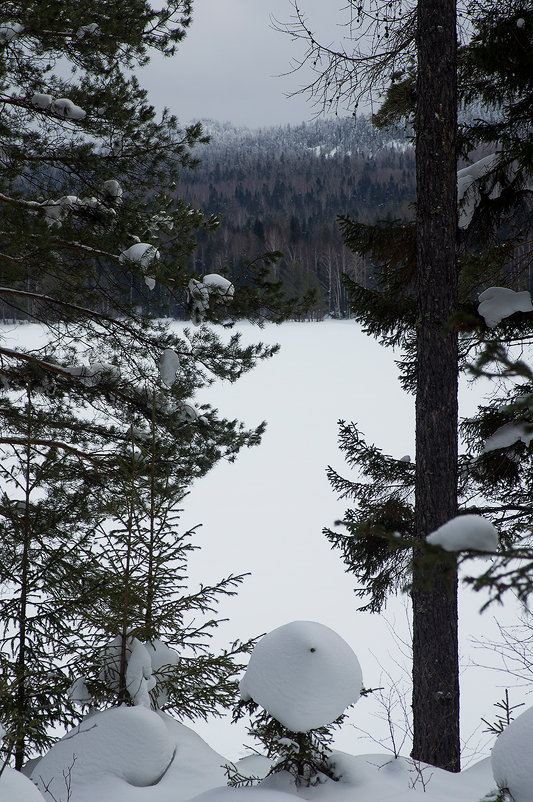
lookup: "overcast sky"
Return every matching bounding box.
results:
[140,1,358,129]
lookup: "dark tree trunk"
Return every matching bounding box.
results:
[412,0,460,773]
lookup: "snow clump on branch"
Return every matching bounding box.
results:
[31,93,53,109]
[187,274,235,325]
[0,23,24,44]
[426,514,499,552]
[120,242,160,290]
[76,23,100,38]
[51,97,86,121]
[239,620,362,732]
[42,193,117,226]
[101,179,123,201]
[484,421,533,452]
[477,286,533,328]
[158,349,180,387]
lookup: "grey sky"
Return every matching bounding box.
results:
[140,1,356,128]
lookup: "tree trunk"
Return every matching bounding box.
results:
[412,0,460,772]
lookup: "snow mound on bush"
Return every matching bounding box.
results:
[32,706,172,796]
[491,705,533,802]
[31,707,227,802]
[426,514,498,552]
[239,621,362,732]
[0,766,45,801]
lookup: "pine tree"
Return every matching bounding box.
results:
[294,3,531,770]
[0,0,294,769]
[411,0,460,772]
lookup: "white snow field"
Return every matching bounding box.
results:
[0,318,527,801]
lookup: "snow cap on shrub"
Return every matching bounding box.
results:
[492,705,533,802]
[239,620,362,732]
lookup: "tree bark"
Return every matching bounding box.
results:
[412,0,460,772]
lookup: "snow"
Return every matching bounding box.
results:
[0,22,24,43]
[478,286,533,328]
[159,348,181,386]
[102,179,123,200]
[29,707,228,802]
[95,636,181,707]
[188,275,235,324]
[239,621,362,732]
[31,93,53,109]
[120,243,160,268]
[76,23,100,38]
[178,402,202,423]
[42,194,116,225]
[188,279,211,324]
[1,319,528,802]
[32,706,172,798]
[458,153,533,229]
[0,732,499,802]
[126,639,156,707]
[426,514,499,552]
[0,767,44,802]
[457,154,500,229]
[483,421,533,452]
[144,640,180,707]
[51,98,86,121]
[190,753,495,802]
[202,274,235,299]
[64,362,118,386]
[491,705,533,802]
[68,677,92,707]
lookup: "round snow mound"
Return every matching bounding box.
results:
[0,766,45,802]
[32,706,173,796]
[239,620,362,732]
[491,705,533,802]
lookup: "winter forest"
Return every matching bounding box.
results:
[0,1,532,802]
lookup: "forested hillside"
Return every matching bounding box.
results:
[180,117,416,317]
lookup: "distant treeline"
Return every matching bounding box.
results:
[181,117,416,318]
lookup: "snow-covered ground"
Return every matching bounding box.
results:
[2,704,502,802]
[1,319,528,801]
